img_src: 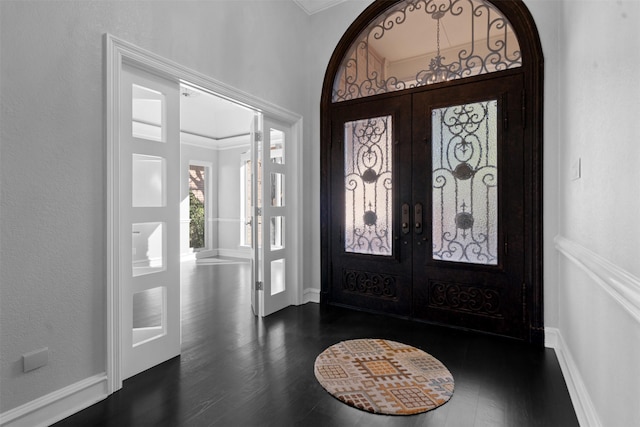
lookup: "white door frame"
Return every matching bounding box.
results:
[105,34,303,393]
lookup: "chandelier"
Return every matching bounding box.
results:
[416,11,454,85]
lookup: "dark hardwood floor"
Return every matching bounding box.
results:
[54,260,578,426]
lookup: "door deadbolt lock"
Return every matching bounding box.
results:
[401,203,410,234]
[414,203,423,234]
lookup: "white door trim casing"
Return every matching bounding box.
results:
[105,34,304,393]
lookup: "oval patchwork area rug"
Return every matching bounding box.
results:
[314,338,454,415]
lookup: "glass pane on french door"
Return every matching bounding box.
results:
[431,99,498,265]
[343,115,393,256]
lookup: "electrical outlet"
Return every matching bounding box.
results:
[23,347,48,372]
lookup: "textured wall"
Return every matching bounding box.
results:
[557,1,640,425]
[524,0,562,330]
[305,0,372,298]
[559,0,640,276]
[0,0,308,412]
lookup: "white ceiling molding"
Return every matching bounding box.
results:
[181,131,250,151]
[293,0,347,15]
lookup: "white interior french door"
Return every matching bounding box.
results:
[250,114,262,316]
[108,35,304,392]
[120,64,181,379]
[250,116,293,317]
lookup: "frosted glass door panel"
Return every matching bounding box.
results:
[270,259,285,295]
[344,116,393,256]
[132,222,165,276]
[132,287,166,346]
[133,286,162,329]
[432,100,498,265]
[132,154,166,207]
[132,84,165,142]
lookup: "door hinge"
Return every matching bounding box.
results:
[256,281,263,291]
[254,131,263,142]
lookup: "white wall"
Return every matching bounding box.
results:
[556,1,640,425]
[305,0,372,297]
[217,146,250,256]
[525,0,562,331]
[0,0,308,414]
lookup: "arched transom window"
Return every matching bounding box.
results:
[333,0,522,102]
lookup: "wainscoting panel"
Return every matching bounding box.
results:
[555,235,640,323]
[554,234,640,427]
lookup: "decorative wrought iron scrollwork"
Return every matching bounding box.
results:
[428,281,501,317]
[344,116,393,256]
[332,0,522,103]
[343,269,397,299]
[432,100,498,265]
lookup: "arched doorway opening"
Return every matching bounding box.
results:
[320,0,544,344]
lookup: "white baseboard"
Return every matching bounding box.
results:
[217,248,251,259]
[544,326,559,349]
[182,248,251,262]
[0,374,108,427]
[545,328,601,427]
[181,252,197,262]
[194,249,218,259]
[303,288,320,304]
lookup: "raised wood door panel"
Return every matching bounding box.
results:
[411,75,526,339]
[329,95,413,316]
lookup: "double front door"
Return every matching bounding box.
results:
[327,75,527,339]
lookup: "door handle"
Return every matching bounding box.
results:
[401,203,410,235]
[414,203,423,234]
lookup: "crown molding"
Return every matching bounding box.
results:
[293,0,346,15]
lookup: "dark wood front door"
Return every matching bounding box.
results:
[327,75,527,339]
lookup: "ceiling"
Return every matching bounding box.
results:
[180,85,255,147]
